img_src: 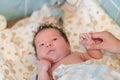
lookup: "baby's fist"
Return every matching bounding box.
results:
[38,59,51,72]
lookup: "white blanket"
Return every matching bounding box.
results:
[53,62,120,80]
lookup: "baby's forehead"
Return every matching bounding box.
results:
[35,28,62,42]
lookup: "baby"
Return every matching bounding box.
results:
[34,24,103,80]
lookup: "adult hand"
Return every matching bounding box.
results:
[90,31,120,53]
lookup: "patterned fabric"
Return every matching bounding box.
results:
[0,19,39,80]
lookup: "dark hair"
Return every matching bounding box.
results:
[33,24,69,53]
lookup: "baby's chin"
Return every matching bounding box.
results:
[42,55,64,64]
[42,57,58,64]
[52,56,67,64]
[42,57,53,63]
[51,58,61,63]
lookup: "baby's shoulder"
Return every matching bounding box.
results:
[70,51,84,57]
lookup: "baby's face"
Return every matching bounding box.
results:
[35,28,70,63]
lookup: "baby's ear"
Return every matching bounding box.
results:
[67,42,71,49]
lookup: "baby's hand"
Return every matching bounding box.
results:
[38,59,51,72]
[79,33,95,49]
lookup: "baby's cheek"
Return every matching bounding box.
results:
[37,52,44,60]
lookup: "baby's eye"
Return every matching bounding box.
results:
[52,38,58,41]
[39,43,45,47]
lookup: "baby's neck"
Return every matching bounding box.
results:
[50,54,70,73]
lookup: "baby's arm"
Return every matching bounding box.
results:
[79,33,103,60]
[37,59,52,80]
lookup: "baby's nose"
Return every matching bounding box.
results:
[46,43,52,47]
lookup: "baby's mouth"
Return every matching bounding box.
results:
[46,50,55,63]
[47,50,55,55]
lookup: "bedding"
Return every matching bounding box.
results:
[0,21,38,80]
[53,62,120,80]
[0,0,120,80]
